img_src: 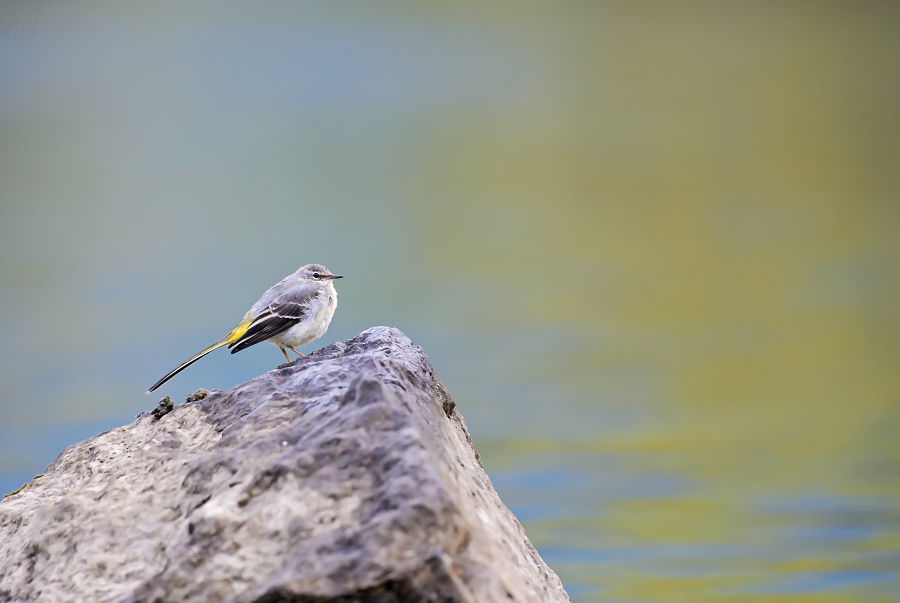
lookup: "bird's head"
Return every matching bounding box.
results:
[299,264,343,281]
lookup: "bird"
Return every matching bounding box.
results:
[147,263,342,393]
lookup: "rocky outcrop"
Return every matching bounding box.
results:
[0,327,569,603]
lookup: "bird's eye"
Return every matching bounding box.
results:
[313,272,320,278]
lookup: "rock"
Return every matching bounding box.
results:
[150,395,175,420]
[0,327,569,603]
[185,388,210,403]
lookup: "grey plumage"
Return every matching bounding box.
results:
[147,263,342,393]
[228,282,320,353]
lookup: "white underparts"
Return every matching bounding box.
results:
[269,284,337,349]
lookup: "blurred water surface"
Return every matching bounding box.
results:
[1,2,899,601]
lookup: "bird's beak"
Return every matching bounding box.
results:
[328,274,344,280]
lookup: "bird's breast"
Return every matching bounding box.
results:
[273,287,336,347]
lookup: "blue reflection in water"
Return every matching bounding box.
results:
[490,459,900,602]
[747,571,900,594]
[789,524,878,542]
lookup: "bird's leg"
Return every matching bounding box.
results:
[288,346,304,358]
[279,347,291,363]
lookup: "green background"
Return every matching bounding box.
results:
[1,2,898,600]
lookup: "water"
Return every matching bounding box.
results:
[1,3,899,601]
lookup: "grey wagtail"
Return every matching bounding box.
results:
[147,264,342,393]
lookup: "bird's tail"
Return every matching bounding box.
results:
[146,319,253,394]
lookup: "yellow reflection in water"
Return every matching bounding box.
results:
[411,2,899,600]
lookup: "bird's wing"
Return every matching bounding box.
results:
[228,282,320,353]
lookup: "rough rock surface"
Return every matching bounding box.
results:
[0,327,569,603]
